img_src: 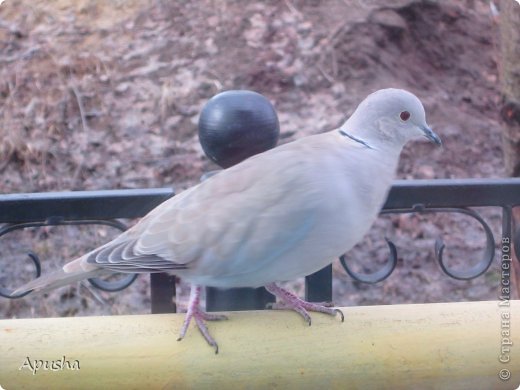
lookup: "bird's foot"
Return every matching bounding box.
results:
[265,283,344,326]
[177,285,227,354]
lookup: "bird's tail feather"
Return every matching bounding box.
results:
[12,258,106,296]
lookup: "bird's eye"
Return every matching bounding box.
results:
[400,111,411,121]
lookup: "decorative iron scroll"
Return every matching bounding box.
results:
[0,218,138,299]
[340,205,497,284]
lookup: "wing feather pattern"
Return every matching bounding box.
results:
[84,137,323,279]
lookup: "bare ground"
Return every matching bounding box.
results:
[0,0,508,319]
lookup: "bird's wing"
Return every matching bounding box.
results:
[84,136,324,275]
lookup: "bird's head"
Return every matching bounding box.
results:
[344,88,442,149]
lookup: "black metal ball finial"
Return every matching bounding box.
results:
[198,90,280,168]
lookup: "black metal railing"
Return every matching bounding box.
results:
[1,178,519,313]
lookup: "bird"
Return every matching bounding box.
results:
[14,88,441,353]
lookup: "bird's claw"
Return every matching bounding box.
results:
[177,311,222,354]
[177,285,226,354]
[265,283,345,326]
[177,331,219,355]
[334,308,345,322]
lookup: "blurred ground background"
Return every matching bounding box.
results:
[0,0,509,319]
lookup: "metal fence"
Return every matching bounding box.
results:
[1,178,519,313]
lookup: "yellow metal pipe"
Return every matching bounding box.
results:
[0,301,518,389]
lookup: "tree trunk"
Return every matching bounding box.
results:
[500,0,520,176]
[499,0,520,298]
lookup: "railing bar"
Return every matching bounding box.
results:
[150,273,177,314]
[305,265,332,302]
[0,188,175,223]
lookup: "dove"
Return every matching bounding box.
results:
[14,88,441,353]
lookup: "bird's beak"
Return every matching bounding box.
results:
[421,125,442,146]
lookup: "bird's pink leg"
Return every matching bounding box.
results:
[265,283,344,326]
[177,284,227,354]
